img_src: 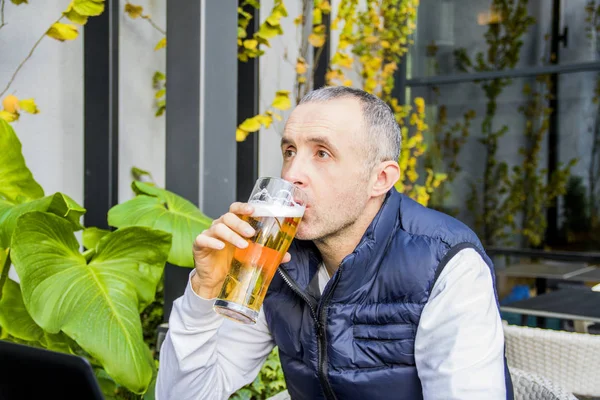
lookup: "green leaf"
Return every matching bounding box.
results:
[0,192,85,248]
[82,227,110,250]
[95,368,119,399]
[131,167,155,185]
[152,71,166,87]
[10,0,28,4]
[0,278,42,342]
[71,0,105,17]
[10,212,172,394]
[0,119,44,203]
[108,182,212,267]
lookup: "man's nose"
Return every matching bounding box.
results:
[282,158,307,189]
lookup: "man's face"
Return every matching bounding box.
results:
[280,97,374,241]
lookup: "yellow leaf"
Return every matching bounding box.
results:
[414,97,425,114]
[381,40,390,49]
[273,113,283,121]
[257,23,282,39]
[266,15,281,26]
[0,110,18,122]
[243,39,258,49]
[313,8,322,25]
[236,128,249,142]
[155,37,167,51]
[63,4,88,25]
[272,92,291,110]
[71,0,104,17]
[343,79,352,86]
[10,0,28,5]
[46,22,79,41]
[319,0,331,12]
[239,116,262,132]
[296,58,307,74]
[2,94,19,113]
[298,76,307,84]
[155,89,165,99]
[308,33,325,48]
[293,15,303,26]
[19,99,39,114]
[364,35,378,44]
[125,3,143,19]
[256,114,273,129]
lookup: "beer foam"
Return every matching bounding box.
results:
[250,202,305,218]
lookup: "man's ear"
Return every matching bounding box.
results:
[370,161,400,197]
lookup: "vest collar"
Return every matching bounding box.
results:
[280,189,401,297]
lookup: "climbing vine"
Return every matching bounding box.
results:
[455,0,535,245]
[0,0,105,123]
[423,42,475,215]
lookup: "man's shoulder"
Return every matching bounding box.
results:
[395,192,483,250]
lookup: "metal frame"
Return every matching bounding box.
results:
[313,10,331,90]
[399,1,600,247]
[83,0,119,230]
[405,61,600,87]
[163,0,238,321]
[236,0,260,202]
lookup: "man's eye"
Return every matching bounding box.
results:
[317,150,330,159]
[284,149,296,158]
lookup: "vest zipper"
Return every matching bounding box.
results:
[277,267,339,400]
[316,267,341,400]
[277,268,318,321]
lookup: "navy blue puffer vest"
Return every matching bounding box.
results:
[262,188,513,400]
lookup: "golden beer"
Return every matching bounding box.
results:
[214,200,305,324]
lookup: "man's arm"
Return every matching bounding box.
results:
[156,272,275,400]
[415,247,508,399]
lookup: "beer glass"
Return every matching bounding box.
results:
[213,177,307,324]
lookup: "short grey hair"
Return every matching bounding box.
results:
[299,86,401,169]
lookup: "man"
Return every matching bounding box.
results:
[156,86,514,400]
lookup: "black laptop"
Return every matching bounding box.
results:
[0,339,105,400]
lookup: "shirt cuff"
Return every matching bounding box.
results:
[176,270,224,329]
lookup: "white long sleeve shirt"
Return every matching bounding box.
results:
[156,248,507,400]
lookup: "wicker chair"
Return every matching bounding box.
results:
[509,366,578,400]
[503,323,600,398]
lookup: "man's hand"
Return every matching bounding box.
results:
[191,202,291,298]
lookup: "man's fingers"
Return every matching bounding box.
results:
[222,212,255,238]
[194,233,225,251]
[282,252,291,264]
[229,202,254,215]
[212,223,248,249]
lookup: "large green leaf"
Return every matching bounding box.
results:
[0,192,85,248]
[82,227,110,250]
[0,119,44,203]
[0,278,74,352]
[10,211,172,394]
[0,278,41,342]
[108,181,212,267]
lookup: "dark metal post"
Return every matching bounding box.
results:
[393,56,407,105]
[546,0,566,246]
[164,0,238,322]
[83,0,119,230]
[236,1,260,202]
[313,11,330,90]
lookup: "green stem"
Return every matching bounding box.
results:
[0,250,11,302]
[0,0,6,31]
[0,15,63,98]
